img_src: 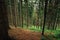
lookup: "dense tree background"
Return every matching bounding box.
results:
[7,0,60,34]
[0,0,60,39]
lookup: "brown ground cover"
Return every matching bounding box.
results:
[8,27,56,40]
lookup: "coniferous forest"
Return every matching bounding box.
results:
[0,0,60,40]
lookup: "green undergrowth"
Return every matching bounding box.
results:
[20,26,60,40]
[22,26,42,32]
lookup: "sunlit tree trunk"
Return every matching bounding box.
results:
[12,0,18,27]
[36,0,41,28]
[7,0,13,26]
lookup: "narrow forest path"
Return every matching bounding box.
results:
[8,27,56,40]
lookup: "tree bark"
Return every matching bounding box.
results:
[52,0,58,30]
[0,0,11,40]
[42,0,48,35]
[24,0,29,28]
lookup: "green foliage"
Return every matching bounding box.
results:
[21,26,60,40]
[53,30,60,40]
[22,26,41,32]
[28,26,41,32]
[46,29,60,40]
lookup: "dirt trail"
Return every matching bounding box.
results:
[8,27,56,40]
[9,27,41,40]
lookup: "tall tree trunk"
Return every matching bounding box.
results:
[7,0,13,26]
[37,0,41,28]
[24,0,29,28]
[42,0,48,35]
[52,0,58,30]
[13,0,18,27]
[0,0,11,40]
[19,0,23,27]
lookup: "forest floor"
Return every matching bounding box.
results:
[8,27,56,40]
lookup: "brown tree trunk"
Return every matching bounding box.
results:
[7,0,13,26]
[19,0,23,27]
[24,0,29,28]
[0,0,11,40]
[12,0,18,27]
[52,0,58,30]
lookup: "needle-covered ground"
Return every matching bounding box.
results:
[8,27,56,40]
